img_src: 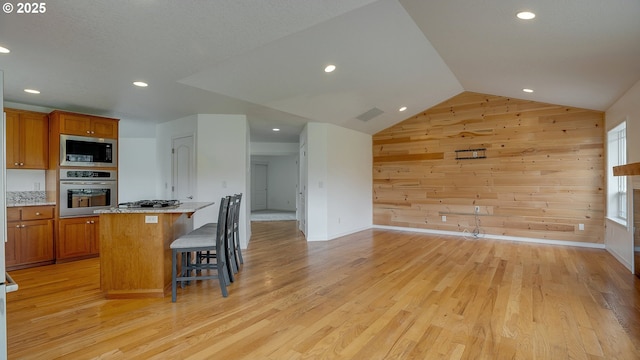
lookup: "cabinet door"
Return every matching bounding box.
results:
[19,112,49,169]
[88,217,100,254]
[90,118,118,139]
[6,222,21,267]
[57,217,93,260]
[5,110,21,169]
[20,220,54,264]
[60,113,91,136]
[4,109,48,169]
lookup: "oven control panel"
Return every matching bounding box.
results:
[61,169,116,180]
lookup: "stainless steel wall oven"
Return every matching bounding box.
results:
[59,169,117,217]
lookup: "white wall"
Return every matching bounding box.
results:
[251,142,299,156]
[156,114,250,248]
[305,123,329,240]
[117,120,158,202]
[303,122,372,241]
[118,137,158,202]
[195,114,249,244]
[156,115,197,199]
[605,78,640,272]
[251,155,298,211]
[6,170,45,191]
[326,125,372,239]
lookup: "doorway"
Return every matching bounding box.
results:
[249,155,298,222]
[251,163,268,211]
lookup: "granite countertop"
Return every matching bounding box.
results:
[7,200,57,208]
[94,202,215,214]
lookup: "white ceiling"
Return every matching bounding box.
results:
[1,0,639,142]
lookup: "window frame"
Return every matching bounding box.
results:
[606,120,628,225]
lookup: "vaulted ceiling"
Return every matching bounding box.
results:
[1,0,638,142]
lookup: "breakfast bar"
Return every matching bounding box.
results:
[95,201,215,299]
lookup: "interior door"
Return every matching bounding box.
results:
[251,163,268,211]
[171,135,195,201]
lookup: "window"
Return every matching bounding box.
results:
[607,121,627,223]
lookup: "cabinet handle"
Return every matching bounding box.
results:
[86,130,91,134]
[15,225,20,228]
[35,212,41,216]
[13,162,18,166]
[21,224,26,228]
[90,221,95,224]
[19,163,24,166]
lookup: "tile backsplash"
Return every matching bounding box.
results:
[6,191,47,203]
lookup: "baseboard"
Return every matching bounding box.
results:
[372,224,606,249]
[605,247,633,272]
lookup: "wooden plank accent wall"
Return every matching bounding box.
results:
[373,92,605,244]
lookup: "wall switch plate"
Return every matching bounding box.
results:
[145,215,158,224]
[578,223,584,231]
[442,215,446,222]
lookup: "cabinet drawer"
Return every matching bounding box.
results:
[22,206,54,220]
[7,208,21,222]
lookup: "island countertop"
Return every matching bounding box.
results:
[94,201,215,215]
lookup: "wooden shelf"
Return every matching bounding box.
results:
[613,162,640,176]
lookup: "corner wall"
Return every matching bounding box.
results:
[605,79,640,272]
[304,123,373,241]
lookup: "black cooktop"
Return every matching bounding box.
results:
[118,200,181,209]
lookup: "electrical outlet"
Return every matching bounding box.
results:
[578,223,584,231]
[145,216,158,224]
[474,206,480,213]
[441,215,446,222]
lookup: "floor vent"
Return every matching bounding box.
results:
[356,107,384,122]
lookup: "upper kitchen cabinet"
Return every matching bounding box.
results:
[52,111,118,139]
[5,108,49,169]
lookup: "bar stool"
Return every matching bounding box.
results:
[170,196,230,302]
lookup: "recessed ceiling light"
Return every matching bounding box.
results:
[523,88,534,93]
[324,64,336,73]
[516,11,536,20]
[0,46,9,54]
[24,89,40,94]
[133,81,148,87]
[272,128,280,132]
[399,106,407,112]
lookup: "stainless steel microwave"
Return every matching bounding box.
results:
[60,134,117,167]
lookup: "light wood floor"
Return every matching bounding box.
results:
[7,221,640,359]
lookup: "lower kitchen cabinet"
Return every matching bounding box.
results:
[6,206,55,270]
[56,216,100,261]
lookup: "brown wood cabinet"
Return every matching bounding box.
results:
[6,206,55,270]
[5,108,49,169]
[53,111,118,139]
[56,216,100,261]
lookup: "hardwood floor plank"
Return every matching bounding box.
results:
[6,221,640,359]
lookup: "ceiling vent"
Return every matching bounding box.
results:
[356,107,384,122]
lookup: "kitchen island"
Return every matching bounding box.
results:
[95,202,215,299]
